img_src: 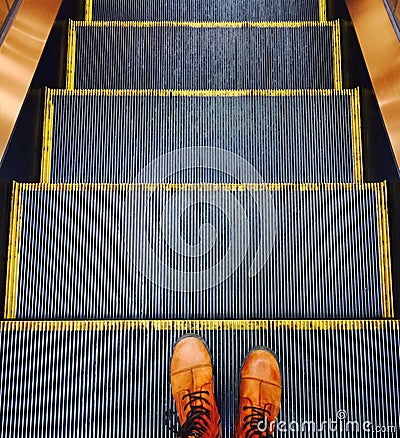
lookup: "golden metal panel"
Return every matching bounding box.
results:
[346,0,400,171]
[0,1,9,29]
[0,0,62,164]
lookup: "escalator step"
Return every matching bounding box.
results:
[86,0,326,22]
[5,183,393,320]
[67,21,342,90]
[42,89,363,184]
[0,320,399,436]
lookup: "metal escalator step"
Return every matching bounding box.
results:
[5,183,393,320]
[42,89,363,184]
[0,320,399,436]
[67,21,342,90]
[86,0,326,22]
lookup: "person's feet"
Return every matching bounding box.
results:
[235,349,282,437]
[170,336,221,438]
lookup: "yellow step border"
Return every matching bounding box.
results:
[45,88,353,98]
[350,88,363,183]
[0,319,398,332]
[84,0,328,23]
[4,183,23,319]
[332,20,343,90]
[65,20,342,92]
[377,182,394,317]
[319,0,327,21]
[40,89,54,183]
[40,88,361,184]
[4,182,393,320]
[66,21,77,90]
[85,0,92,22]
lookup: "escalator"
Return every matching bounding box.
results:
[0,0,399,435]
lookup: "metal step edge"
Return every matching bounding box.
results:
[84,0,327,22]
[0,319,399,436]
[4,181,393,320]
[40,87,363,184]
[66,19,342,90]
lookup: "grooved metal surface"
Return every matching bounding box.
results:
[0,321,399,437]
[89,0,323,22]
[7,184,391,320]
[44,90,361,184]
[71,22,340,90]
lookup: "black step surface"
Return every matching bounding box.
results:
[5,183,393,320]
[88,0,325,22]
[68,21,342,90]
[42,89,362,184]
[0,320,399,437]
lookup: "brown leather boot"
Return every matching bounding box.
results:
[235,349,282,437]
[170,336,221,438]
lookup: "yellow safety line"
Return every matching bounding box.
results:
[66,21,77,90]
[350,88,363,183]
[40,89,54,183]
[0,320,398,332]
[85,0,93,22]
[46,88,356,98]
[4,183,23,319]
[377,182,394,318]
[383,183,394,317]
[72,20,337,28]
[79,3,329,24]
[332,20,343,90]
[319,0,327,21]
[17,182,381,193]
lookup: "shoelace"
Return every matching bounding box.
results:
[166,390,212,437]
[242,405,274,438]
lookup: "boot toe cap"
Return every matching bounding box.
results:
[242,349,281,386]
[171,336,211,374]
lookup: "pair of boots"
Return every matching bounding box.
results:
[169,336,282,437]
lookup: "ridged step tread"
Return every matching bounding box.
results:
[42,89,363,184]
[86,0,327,22]
[67,21,342,90]
[6,183,393,320]
[0,320,399,436]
